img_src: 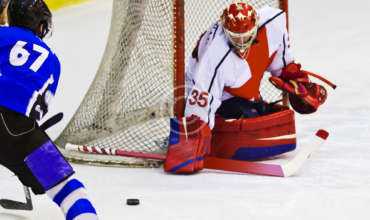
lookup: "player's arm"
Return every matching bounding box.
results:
[48,54,61,96]
[266,11,335,114]
[27,54,61,121]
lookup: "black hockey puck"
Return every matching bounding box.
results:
[126,198,140,206]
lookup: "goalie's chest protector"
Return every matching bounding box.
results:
[224,26,276,100]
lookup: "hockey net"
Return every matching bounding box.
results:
[56,0,289,167]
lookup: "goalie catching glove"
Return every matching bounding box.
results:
[269,63,336,114]
[164,115,211,174]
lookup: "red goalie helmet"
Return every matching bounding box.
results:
[221,1,258,53]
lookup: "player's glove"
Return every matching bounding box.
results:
[269,63,336,114]
[164,115,211,174]
[270,63,310,96]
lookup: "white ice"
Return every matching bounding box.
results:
[1,0,370,219]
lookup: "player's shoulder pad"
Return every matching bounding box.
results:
[201,22,232,64]
[257,5,286,30]
[0,26,50,48]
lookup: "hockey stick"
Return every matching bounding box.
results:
[0,113,63,211]
[65,144,167,161]
[65,129,329,177]
[205,129,328,177]
[0,186,33,211]
[39,112,64,131]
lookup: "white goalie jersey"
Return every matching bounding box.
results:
[184,6,294,129]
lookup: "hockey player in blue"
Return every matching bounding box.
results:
[0,1,98,219]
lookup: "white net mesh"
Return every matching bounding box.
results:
[56,0,287,167]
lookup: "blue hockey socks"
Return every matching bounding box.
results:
[47,177,98,220]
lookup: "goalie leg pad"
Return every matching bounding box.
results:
[164,115,211,174]
[25,141,74,191]
[231,143,296,160]
[211,109,296,160]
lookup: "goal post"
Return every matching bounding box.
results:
[173,0,185,118]
[56,0,289,167]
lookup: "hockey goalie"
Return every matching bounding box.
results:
[164,1,334,174]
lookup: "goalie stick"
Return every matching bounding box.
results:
[205,129,328,177]
[65,129,329,177]
[0,113,64,211]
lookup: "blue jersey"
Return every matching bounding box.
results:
[0,26,61,121]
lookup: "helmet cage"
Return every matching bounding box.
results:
[223,24,258,52]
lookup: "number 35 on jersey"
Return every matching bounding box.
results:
[188,89,209,108]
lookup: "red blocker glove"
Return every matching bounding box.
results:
[269,63,336,114]
[164,115,211,174]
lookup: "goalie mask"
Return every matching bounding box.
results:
[221,1,258,54]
